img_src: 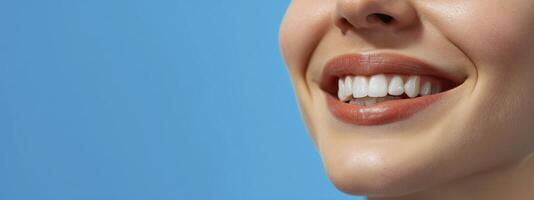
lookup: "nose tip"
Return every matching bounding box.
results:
[335,0,419,32]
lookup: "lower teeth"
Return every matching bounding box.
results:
[347,96,403,106]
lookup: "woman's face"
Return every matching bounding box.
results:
[280,0,534,197]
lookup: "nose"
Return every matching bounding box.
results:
[335,0,419,32]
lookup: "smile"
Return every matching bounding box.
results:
[321,52,464,125]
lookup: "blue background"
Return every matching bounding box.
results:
[0,0,365,199]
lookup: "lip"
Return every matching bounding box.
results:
[322,52,462,125]
[326,92,444,125]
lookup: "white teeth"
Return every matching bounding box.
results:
[338,79,343,100]
[404,76,420,98]
[388,75,404,96]
[338,78,352,102]
[344,76,353,97]
[338,74,443,103]
[368,74,388,97]
[352,76,369,98]
[420,81,432,96]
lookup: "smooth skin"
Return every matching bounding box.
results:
[279,0,534,199]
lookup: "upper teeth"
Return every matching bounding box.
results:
[337,74,443,102]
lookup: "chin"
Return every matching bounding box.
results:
[320,143,436,197]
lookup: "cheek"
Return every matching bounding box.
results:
[432,0,534,131]
[279,0,333,74]
[424,0,534,68]
[424,0,534,146]
[426,0,534,173]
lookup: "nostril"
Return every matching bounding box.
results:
[336,17,354,33]
[338,17,351,28]
[368,13,394,25]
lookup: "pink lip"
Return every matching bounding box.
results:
[322,53,458,125]
[326,93,443,125]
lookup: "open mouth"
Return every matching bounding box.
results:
[336,74,449,106]
[321,53,464,125]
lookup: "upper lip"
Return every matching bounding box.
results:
[320,52,465,94]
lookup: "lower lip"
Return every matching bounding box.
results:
[326,93,444,125]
